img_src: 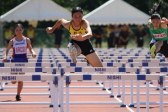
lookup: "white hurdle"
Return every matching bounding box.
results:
[0,67,59,112]
[63,72,165,112]
[58,67,166,112]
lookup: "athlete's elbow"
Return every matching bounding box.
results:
[88,33,93,38]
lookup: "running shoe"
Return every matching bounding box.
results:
[16,95,21,101]
[150,45,156,59]
[68,45,77,64]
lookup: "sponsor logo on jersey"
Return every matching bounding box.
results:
[153,33,167,38]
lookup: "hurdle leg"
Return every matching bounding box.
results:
[156,83,160,90]
[110,81,114,97]
[163,80,166,90]
[60,77,64,112]
[108,81,111,90]
[160,84,164,112]
[121,81,126,107]
[0,82,6,91]
[136,81,140,112]
[102,81,106,90]
[66,83,70,112]
[0,82,1,90]
[129,80,134,107]
[117,81,121,97]
[50,81,54,107]
[54,84,58,112]
[146,81,150,112]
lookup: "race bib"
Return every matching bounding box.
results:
[15,46,27,54]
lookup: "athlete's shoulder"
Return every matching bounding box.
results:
[82,19,89,23]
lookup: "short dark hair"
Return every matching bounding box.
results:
[151,14,161,20]
[71,7,83,15]
[14,23,24,30]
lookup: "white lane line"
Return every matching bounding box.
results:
[99,83,135,112]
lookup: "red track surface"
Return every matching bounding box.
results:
[0,80,168,112]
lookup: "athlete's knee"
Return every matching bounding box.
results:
[18,81,23,83]
[11,81,17,84]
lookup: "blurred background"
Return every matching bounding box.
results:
[0,0,168,48]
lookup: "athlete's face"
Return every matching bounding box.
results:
[15,27,23,36]
[72,12,83,23]
[151,19,160,29]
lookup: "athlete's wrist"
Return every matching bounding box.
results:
[82,35,88,40]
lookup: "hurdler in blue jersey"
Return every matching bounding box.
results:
[3,24,36,101]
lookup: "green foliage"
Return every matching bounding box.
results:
[1,0,168,18]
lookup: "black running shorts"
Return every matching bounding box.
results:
[71,39,95,56]
[150,40,168,58]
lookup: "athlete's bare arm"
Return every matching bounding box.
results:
[147,19,151,28]
[46,19,70,33]
[82,19,93,40]
[161,17,168,29]
[27,38,36,58]
[3,40,13,62]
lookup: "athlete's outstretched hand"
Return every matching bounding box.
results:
[32,53,36,58]
[161,18,168,24]
[46,27,53,33]
[71,34,85,41]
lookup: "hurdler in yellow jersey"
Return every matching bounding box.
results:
[4,28,13,44]
[67,19,95,64]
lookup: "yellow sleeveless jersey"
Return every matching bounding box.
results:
[105,27,111,38]
[27,30,35,39]
[4,30,13,39]
[69,20,86,36]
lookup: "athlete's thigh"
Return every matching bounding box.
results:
[85,52,103,67]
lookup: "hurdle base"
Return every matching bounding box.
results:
[156,88,160,90]
[163,88,166,90]
[120,104,126,107]
[116,95,121,97]
[0,89,4,91]
[129,104,134,107]
[49,95,51,98]
[144,82,146,84]
[96,82,99,84]
[5,82,8,85]
[48,88,50,91]
[110,95,114,98]
[102,88,106,90]
[49,104,53,107]
[108,88,111,90]
[58,104,61,107]
[101,82,104,84]
[150,82,153,84]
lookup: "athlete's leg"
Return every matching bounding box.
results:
[15,73,24,101]
[68,43,81,64]
[151,41,163,58]
[11,73,17,84]
[154,41,163,52]
[17,81,23,95]
[85,52,103,67]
